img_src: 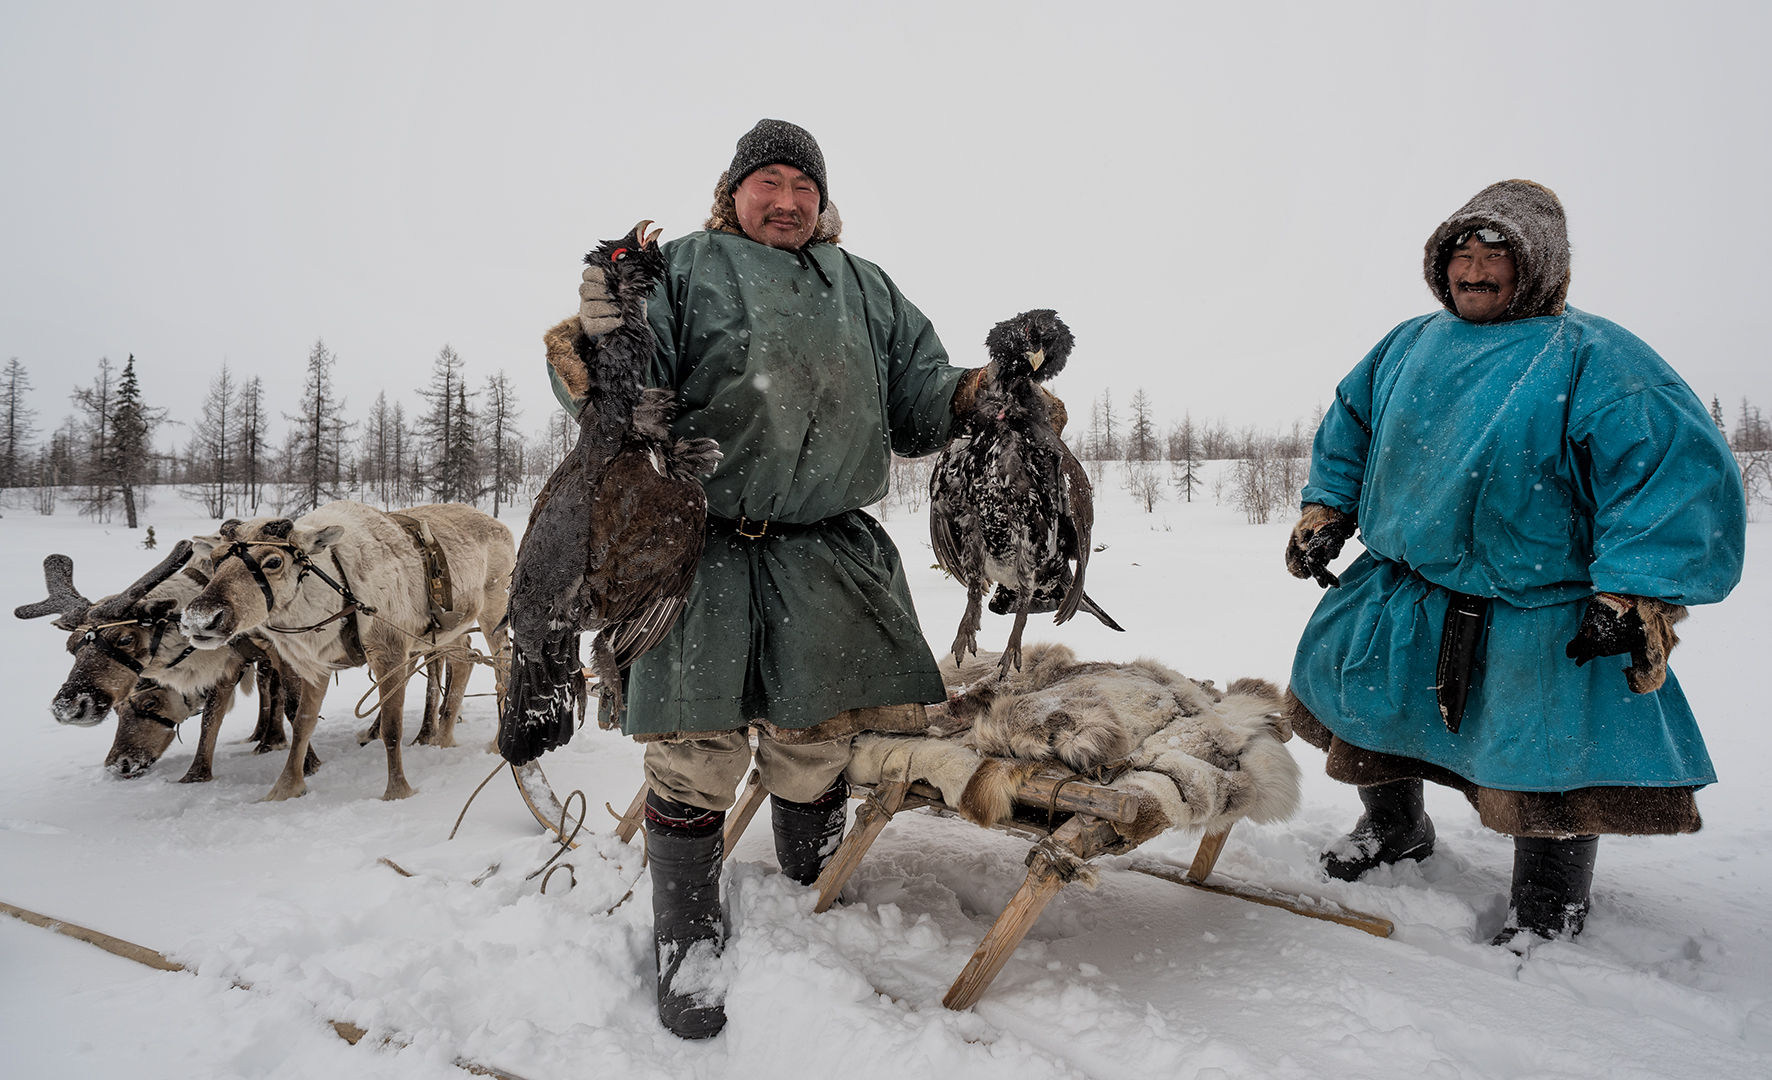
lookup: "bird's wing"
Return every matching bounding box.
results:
[928,448,970,577]
[587,460,709,670]
[605,595,688,672]
[1053,443,1095,625]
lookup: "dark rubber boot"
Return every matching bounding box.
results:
[1492,834,1599,948]
[645,791,727,1039]
[1322,778,1437,881]
[771,777,848,887]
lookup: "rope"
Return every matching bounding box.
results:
[449,760,509,840]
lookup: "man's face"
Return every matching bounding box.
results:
[732,164,821,250]
[1446,237,1518,322]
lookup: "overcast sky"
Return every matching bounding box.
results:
[2,1,1767,449]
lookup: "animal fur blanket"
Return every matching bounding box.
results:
[845,643,1301,845]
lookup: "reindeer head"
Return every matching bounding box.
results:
[103,683,200,777]
[15,542,197,726]
[182,518,346,647]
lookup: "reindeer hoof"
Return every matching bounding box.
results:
[261,779,307,801]
[381,779,416,801]
[252,738,287,754]
[176,769,214,784]
[302,747,322,776]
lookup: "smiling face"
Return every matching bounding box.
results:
[1446,237,1518,322]
[731,163,821,250]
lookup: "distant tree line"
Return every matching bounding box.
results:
[0,340,571,524]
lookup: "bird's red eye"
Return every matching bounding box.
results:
[610,248,629,262]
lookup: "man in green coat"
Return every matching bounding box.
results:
[548,119,988,1038]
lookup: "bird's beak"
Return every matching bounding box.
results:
[633,220,660,249]
[1026,348,1045,371]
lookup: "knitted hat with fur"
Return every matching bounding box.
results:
[1424,179,1571,322]
[726,119,828,213]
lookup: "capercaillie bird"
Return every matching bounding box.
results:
[498,222,721,766]
[930,309,1123,676]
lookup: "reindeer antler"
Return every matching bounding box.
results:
[87,540,196,622]
[14,554,93,623]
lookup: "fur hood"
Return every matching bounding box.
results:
[1424,179,1570,322]
[704,170,843,246]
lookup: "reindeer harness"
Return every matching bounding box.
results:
[210,538,377,667]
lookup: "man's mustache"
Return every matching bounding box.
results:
[764,211,804,226]
[1454,280,1501,293]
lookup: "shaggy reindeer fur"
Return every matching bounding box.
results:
[183,501,514,802]
[848,643,1301,844]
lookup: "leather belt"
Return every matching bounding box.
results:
[708,515,826,540]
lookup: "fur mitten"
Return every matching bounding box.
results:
[1285,504,1356,588]
[544,317,590,403]
[1564,593,1687,694]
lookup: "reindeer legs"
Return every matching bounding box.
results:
[178,678,237,784]
[263,676,326,802]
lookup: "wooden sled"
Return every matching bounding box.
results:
[771,769,1391,1011]
[524,761,1391,1011]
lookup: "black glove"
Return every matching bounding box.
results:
[1285,504,1356,588]
[1565,594,1644,666]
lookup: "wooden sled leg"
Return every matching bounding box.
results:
[943,814,1122,1011]
[813,779,908,913]
[723,769,767,863]
[613,780,648,845]
[1188,826,1233,882]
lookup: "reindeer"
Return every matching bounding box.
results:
[181,501,514,802]
[15,545,305,782]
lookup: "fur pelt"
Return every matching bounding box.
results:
[1424,178,1571,322]
[846,642,1302,844]
[705,171,843,246]
[1627,596,1687,694]
[1284,689,1702,837]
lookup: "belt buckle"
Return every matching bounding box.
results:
[737,516,769,539]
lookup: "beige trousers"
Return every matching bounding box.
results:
[643,729,853,811]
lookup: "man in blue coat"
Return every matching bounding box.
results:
[1283,179,1746,947]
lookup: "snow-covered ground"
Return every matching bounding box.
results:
[2,471,1767,1079]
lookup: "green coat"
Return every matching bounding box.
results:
[551,229,967,735]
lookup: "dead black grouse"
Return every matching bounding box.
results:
[930,309,1122,676]
[498,222,721,766]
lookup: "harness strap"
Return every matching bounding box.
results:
[85,628,145,675]
[388,513,454,636]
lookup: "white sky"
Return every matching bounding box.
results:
[2,1,1767,445]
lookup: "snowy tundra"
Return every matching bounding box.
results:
[1,470,1768,1079]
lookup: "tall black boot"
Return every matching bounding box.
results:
[771,777,848,887]
[1322,778,1436,881]
[644,791,727,1039]
[1492,834,1599,948]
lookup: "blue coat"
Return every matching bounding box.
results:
[1291,307,1745,792]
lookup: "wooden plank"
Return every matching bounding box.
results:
[943,815,1095,1011]
[812,779,908,913]
[723,770,767,862]
[1013,772,1139,824]
[1187,827,1232,882]
[1124,860,1394,938]
[613,780,648,845]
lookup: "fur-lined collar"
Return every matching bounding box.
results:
[704,170,843,247]
[1424,179,1571,322]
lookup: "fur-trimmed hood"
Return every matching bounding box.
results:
[1424,179,1570,322]
[704,170,843,247]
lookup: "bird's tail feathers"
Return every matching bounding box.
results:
[497,632,584,766]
